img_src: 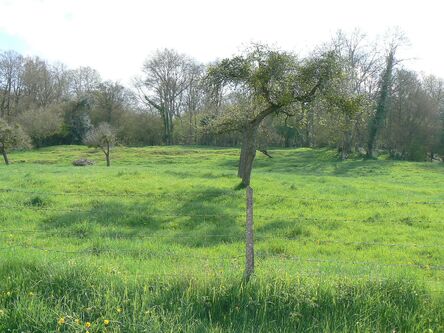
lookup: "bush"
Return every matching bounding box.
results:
[17,105,63,147]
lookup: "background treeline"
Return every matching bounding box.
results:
[0,30,443,161]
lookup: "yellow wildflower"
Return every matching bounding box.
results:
[85,321,91,328]
[58,317,65,325]
[75,318,80,324]
[104,319,110,326]
[116,307,122,313]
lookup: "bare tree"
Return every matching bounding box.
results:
[69,66,101,98]
[21,57,58,108]
[137,49,197,145]
[84,122,116,166]
[0,51,24,118]
[183,64,205,144]
[329,30,383,159]
[50,62,71,103]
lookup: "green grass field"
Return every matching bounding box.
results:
[0,145,443,332]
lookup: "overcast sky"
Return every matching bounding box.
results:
[0,0,443,85]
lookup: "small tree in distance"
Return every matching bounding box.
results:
[84,123,116,166]
[0,119,31,165]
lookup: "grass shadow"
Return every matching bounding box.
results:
[216,148,396,178]
[169,188,243,247]
[38,188,244,248]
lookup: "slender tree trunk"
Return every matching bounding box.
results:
[238,125,258,187]
[307,110,314,147]
[5,79,11,117]
[284,134,290,148]
[304,120,310,147]
[283,117,291,147]
[194,111,197,144]
[341,114,353,160]
[1,148,9,165]
[164,111,169,145]
[105,143,110,166]
[0,91,6,118]
[162,111,173,145]
[166,120,170,145]
[144,96,173,146]
[165,109,173,145]
[188,110,193,144]
[169,118,173,145]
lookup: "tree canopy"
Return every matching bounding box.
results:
[205,45,341,186]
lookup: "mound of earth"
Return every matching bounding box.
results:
[72,158,94,166]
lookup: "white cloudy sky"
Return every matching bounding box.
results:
[0,0,443,85]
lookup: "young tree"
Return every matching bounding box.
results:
[0,119,30,165]
[84,122,116,166]
[205,45,338,186]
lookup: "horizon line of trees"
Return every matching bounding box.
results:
[0,29,443,165]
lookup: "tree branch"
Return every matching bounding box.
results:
[144,95,163,111]
[259,149,273,158]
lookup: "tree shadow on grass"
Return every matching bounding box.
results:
[38,188,243,248]
[38,200,166,244]
[170,189,244,247]
[331,160,393,177]
[217,149,395,178]
[216,149,335,177]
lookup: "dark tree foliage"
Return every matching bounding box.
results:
[367,50,395,158]
[63,98,93,144]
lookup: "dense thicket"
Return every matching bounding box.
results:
[0,31,442,161]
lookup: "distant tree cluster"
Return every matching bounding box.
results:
[0,29,443,166]
[0,52,162,151]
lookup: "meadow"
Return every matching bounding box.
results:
[0,145,443,332]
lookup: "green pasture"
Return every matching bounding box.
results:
[0,146,443,332]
